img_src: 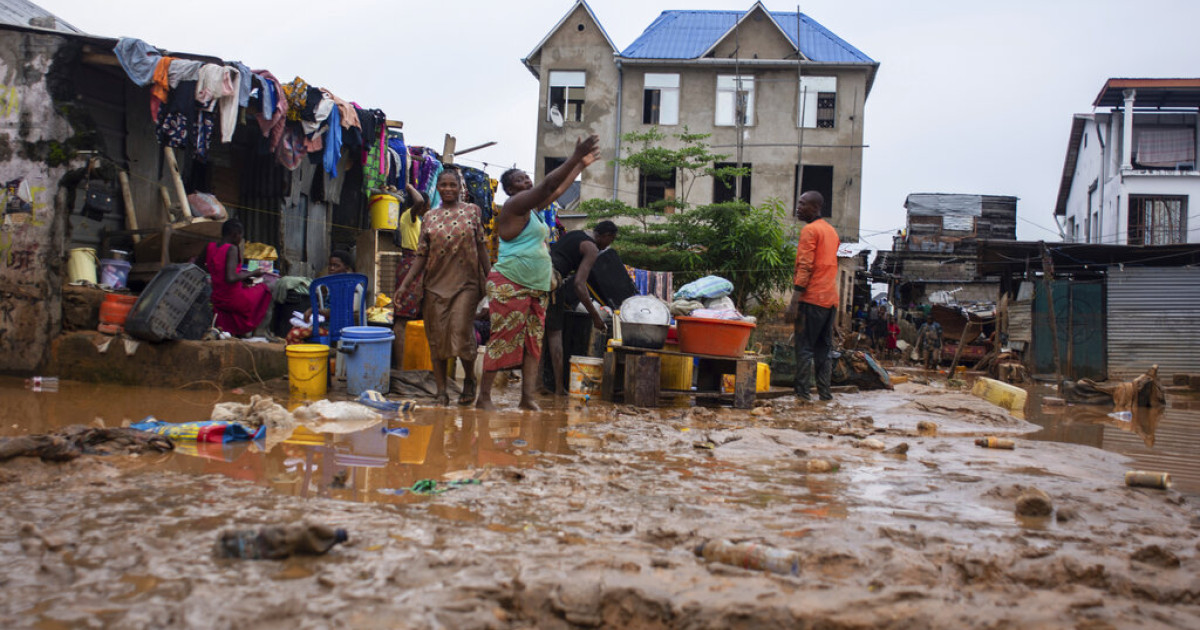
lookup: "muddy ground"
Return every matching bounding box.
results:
[1,379,1198,629]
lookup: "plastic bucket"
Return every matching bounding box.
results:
[659,343,693,390]
[287,343,330,400]
[569,356,604,398]
[401,320,433,371]
[339,326,395,396]
[369,194,400,230]
[98,293,137,334]
[99,259,131,289]
[67,247,98,284]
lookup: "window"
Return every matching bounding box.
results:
[1092,211,1099,242]
[799,76,837,128]
[638,168,676,211]
[1128,195,1187,245]
[796,165,833,218]
[715,75,754,127]
[548,71,585,123]
[544,157,566,177]
[1066,217,1076,242]
[712,162,751,204]
[642,73,679,125]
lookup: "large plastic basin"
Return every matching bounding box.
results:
[675,316,755,357]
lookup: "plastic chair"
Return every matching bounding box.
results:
[309,273,368,346]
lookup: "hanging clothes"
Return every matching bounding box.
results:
[461,166,494,224]
[282,77,309,121]
[112,38,160,86]
[275,125,305,171]
[166,59,203,87]
[229,61,253,108]
[322,105,342,177]
[253,70,288,151]
[387,133,407,189]
[156,80,215,161]
[300,96,333,137]
[149,56,174,121]
[196,64,239,143]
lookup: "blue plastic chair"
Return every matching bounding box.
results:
[309,273,368,346]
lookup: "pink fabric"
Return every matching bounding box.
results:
[206,242,270,336]
[253,69,289,150]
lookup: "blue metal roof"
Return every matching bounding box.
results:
[620,10,873,64]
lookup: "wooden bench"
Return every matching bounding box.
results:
[599,345,760,409]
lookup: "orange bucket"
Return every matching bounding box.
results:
[98,293,138,334]
[675,316,756,357]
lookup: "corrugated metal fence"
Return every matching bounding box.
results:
[1107,267,1200,380]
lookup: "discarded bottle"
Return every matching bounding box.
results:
[975,437,1015,450]
[25,376,59,391]
[215,524,348,560]
[1125,470,1171,490]
[695,539,800,576]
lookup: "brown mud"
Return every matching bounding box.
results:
[1,375,1198,629]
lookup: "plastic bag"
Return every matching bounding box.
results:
[187,192,228,220]
[673,276,733,300]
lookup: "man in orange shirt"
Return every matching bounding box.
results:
[785,191,840,401]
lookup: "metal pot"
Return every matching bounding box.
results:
[622,322,668,349]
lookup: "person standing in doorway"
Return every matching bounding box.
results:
[785,191,840,401]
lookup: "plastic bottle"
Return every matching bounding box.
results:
[215,524,348,560]
[975,437,1015,450]
[24,377,59,392]
[694,539,800,576]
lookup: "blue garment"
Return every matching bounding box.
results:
[461,166,494,223]
[113,38,160,87]
[323,105,342,177]
[258,76,276,119]
[387,134,407,190]
[230,61,253,107]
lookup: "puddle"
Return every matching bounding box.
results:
[1022,384,1200,494]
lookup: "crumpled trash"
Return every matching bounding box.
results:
[409,478,481,495]
[292,400,382,433]
[1061,365,1165,411]
[0,426,174,462]
[130,418,265,442]
[211,395,292,431]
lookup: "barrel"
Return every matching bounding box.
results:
[339,326,395,396]
[569,356,604,398]
[287,343,330,400]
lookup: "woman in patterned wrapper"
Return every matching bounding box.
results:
[475,135,601,411]
[394,168,490,406]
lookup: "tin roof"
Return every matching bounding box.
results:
[620,7,873,63]
[0,0,82,34]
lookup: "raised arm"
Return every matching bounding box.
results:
[536,148,596,211]
[503,135,599,220]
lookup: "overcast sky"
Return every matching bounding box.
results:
[38,0,1200,251]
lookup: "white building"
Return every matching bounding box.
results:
[1055,79,1200,245]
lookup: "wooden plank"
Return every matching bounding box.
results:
[733,359,757,409]
[117,171,139,243]
[162,146,190,221]
[624,354,661,408]
[611,344,763,362]
[601,351,617,402]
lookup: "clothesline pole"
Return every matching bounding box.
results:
[442,134,457,165]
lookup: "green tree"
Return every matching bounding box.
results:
[581,128,795,312]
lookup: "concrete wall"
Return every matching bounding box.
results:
[529,3,618,197]
[0,28,77,373]
[1069,110,1200,245]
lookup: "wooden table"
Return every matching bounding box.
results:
[600,345,760,409]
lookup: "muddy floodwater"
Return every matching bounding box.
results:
[1,373,1198,629]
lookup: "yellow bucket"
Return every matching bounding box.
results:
[569,356,603,398]
[721,363,772,393]
[286,343,329,400]
[67,247,98,284]
[397,422,434,464]
[660,350,693,391]
[369,194,399,230]
[402,320,433,371]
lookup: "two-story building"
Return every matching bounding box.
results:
[522,1,878,242]
[1056,78,1200,245]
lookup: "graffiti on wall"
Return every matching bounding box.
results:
[0,83,19,118]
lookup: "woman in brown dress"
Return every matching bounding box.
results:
[394,169,490,405]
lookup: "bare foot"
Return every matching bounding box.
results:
[475,397,497,411]
[459,380,477,406]
[518,398,541,412]
[434,393,450,407]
